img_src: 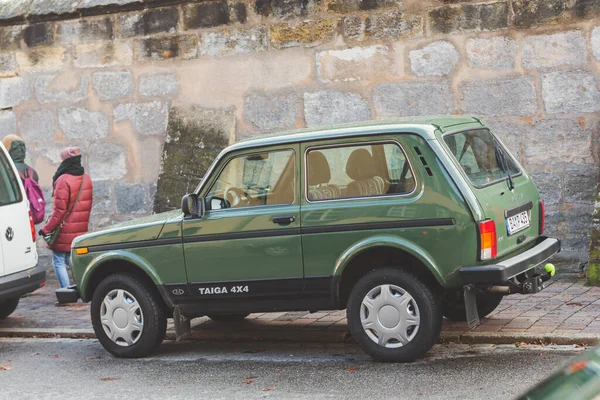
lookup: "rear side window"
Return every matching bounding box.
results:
[0,150,22,206]
[306,142,415,201]
[444,129,520,188]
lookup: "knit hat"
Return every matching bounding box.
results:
[2,134,23,152]
[60,146,81,161]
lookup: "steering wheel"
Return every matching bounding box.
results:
[223,186,247,208]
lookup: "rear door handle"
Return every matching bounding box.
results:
[272,216,296,226]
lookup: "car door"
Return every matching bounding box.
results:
[182,144,303,299]
[0,145,37,277]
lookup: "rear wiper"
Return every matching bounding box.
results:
[494,140,514,191]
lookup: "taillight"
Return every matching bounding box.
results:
[539,200,545,235]
[478,220,497,260]
[29,211,36,242]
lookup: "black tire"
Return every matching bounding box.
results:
[91,273,167,358]
[442,291,504,321]
[346,267,442,363]
[0,297,19,319]
[207,313,250,322]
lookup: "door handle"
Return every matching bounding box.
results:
[272,216,296,226]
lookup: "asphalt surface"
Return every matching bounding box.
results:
[0,338,583,399]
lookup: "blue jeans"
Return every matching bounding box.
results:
[52,251,71,288]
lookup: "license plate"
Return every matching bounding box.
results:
[506,211,530,235]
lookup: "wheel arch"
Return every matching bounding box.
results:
[332,236,446,308]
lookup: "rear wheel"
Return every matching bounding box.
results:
[347,267,442,363]
[0,297,19,319]
[442,291,504,321]
[91,273,167,358]
[207,313,250,322]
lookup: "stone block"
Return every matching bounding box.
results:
[231,2,248,23]
[15,47,65,71]
[23,22,54,48]
[466,36,516,70]
[28,0,77,16]
[0,26,23,51]
[92,70,134,101]
[459,76,537,117]
[593,26,600,61]
[429,2,508,34]
[88,143,127,182]
[343,10,422,41]
[522,31,587,69]
[133,35,198,61]
[35,74,88,104]
[74,41,133,68]
[255,0,317,19]
[19,109,55,142]
[0,110,16,136]
[270,19,337,49]
[90,181,113,214]
[244,91,297,131]
[0,53,16,77]
[139,73,178,97]
[512,0,600,29]
[542,71,600,114]
[117,7,179,38]
[373,82,454,118]
[565,166,598,204]
[0,76,30,108]
[78,0,142,8]
[0,0,29,20]
[530,172,562,206]
[303,90,370,128]
[198,26,268,56]
[409,41,459,77]
[316,45,392,82]
[58,108,109,140]
[114,101,169,135]
[57,17,114,43]
[183,1,230,29]
[524,119,592,165]
[115,183,147,214]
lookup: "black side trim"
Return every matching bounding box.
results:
[303,276,332,294]
[302,218,455,235]
[184,228,301,244]
[87,237,181,253]
[176,296,333,317]
[0,265,46,301]
[505,201,533,219]
[187,277,303,299]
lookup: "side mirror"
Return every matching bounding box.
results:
[181,193,204,218]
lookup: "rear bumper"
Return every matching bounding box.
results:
[0,265,46,301]
[460,236,561,285]
[55,285,80,304]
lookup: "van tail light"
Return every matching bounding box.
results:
[478,220,497,260]
[29,211,36,242]
[539,200,545,235]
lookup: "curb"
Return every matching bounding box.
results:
[1,327,599,347]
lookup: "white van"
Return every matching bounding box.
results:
[0,142,45,319]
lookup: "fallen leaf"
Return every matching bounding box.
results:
[345,367,359,371]
[515,342,526,348]
[100,377,120,381]
[245,380,253,385]
[263,387,275,392]
[567,302,584,307]
[51,354,60,359]
[0,363,12,371]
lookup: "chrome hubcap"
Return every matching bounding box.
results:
[100,289,143,347]
[360,284,420,348]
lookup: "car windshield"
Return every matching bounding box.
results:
[443,128,520,188]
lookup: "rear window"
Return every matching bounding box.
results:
[443,129,520,188]
[0,150,22,206]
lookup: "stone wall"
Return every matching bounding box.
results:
[0,0,599,265]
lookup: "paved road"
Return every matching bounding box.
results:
[0,338,582,399]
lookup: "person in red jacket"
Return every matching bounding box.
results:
[40,147,93,288]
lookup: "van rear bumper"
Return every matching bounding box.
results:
[0,265,46,301]
[459,236,561,285]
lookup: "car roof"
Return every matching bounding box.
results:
[230,116,483,152]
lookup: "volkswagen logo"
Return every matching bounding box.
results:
[172,288,185,296]
[5,227,14,241]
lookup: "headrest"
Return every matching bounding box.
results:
[346,148,375,181]
[308,151,331,186]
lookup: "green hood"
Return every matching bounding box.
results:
[8,140,26,163]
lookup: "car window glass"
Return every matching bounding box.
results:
[206,149,295,209]
[306,142,415,201]
[0,151,21,206]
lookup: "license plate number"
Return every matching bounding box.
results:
[506,211,530,235]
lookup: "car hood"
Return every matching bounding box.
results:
[73,209,183,248]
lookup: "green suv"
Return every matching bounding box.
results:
[56,116,560,362]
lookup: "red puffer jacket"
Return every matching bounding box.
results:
[42,174,93,253]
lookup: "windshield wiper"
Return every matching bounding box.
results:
[494,140,514,191]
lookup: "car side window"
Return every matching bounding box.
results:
[206,149,295,210]
[306,142,415,201]
[0,151,21,206]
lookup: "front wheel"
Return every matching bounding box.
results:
[0,297,19,319]
[347,267,442,363]
[91,273,167,358]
